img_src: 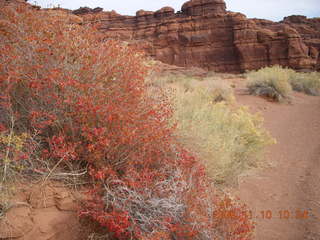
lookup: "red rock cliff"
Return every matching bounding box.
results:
[74,0,319,72]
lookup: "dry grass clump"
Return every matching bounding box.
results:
[148,72,200,90]
[288,71,320,96]
[186,79,235,104]
[150,71,236,104]
[173,87,275,185]
[247,66,320,99]
[247,65,293,102]
[204,80,236,103]
[149,72,272,185]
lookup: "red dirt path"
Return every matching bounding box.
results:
[232,79,320,240]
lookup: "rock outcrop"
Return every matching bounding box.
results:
[0,183,83,240]
[282,15,320,70]
[72,0,319,73]
[72,6,103,15]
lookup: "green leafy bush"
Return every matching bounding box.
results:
[247,65,293,102]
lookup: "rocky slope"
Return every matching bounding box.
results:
[73,0,320,73]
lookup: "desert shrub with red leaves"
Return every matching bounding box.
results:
[0,2,254,239]
[82,148,254,240]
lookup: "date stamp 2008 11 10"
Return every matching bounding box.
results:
[214,198,311,220]
[214,209,310,220]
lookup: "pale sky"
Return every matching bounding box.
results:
[32,0,320,21]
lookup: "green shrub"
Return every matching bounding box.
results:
[288,71,320,96]
[173,88,275,185]
[247,65,293,102]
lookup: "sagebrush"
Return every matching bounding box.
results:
[288,70,320,96]
[247,66,320,98]
[173,85,275,184]
[246,65,293,102]
[154,73,273,185]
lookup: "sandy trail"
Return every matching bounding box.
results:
[232,80,320,240]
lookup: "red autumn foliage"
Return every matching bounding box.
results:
[0,2,254,239]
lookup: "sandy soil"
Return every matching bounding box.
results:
[231,79,320,240]
[0,183,85,240]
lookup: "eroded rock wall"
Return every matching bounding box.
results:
[64,0,320,72]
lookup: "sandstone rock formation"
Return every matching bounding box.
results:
[0,183,83,240]
[73,0,319,72]
[282,15,320,70]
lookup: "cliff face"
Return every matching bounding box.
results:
[74,0,319,72]
[282,15,320,71]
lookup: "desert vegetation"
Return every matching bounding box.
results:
[247,65,320,102]
[175,98,275,184]
[288,71,320,96]
[0,2,255,240]
[151,74,275,185]
[246,66,293,102]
